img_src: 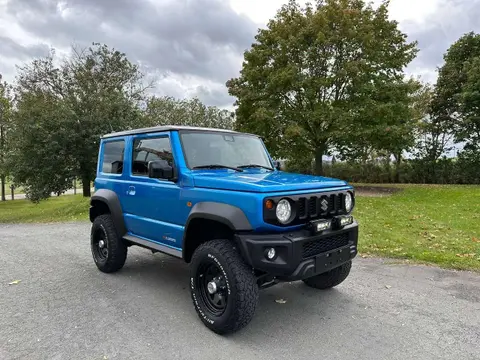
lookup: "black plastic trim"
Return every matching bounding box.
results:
[90,189,127,238]
[235,220,358,281]
[184,202,253,233]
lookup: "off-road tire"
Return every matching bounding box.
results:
[91,214,127,273]
[302,260,352,289]
[190,239,259,334]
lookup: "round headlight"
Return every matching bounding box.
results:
[276,199,292,224]
[345,192,353,212]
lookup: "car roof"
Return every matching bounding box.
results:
[101,125,255,139]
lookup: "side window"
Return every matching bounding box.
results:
[132,136,174,176]
[102,140,125,174]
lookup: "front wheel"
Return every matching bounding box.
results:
[302,260,352,289]
[190,239,259,334]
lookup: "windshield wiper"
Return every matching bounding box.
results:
[237,164,274,171]
[192,164,244,172]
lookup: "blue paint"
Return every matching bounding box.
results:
[94,128,353,252]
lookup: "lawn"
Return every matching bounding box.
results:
[0,195,90,223]
[355,185,480,272]
[0,185,478,271]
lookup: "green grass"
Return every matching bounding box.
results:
[0,195,90,223]
[0,185,479,272]
[355,185,480,272]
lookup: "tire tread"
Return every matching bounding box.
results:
[91,214,127,273]
[191,239,258,334]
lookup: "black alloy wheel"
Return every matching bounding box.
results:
[196,260,229,316]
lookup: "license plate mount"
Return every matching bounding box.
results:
[315,246,350,273]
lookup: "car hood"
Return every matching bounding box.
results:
[191,170,348,193]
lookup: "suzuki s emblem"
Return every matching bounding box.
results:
[320,198,329,212]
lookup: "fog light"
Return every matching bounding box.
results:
[315,220,331,232]
[339,215,354,227]
[265,247,276,260]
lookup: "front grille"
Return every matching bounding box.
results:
[302,233,350,259]
[297,193,344,220]
[263,190,351,226]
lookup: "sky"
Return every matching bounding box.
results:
[1,0,480,109]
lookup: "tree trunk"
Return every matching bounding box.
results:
[315,146,325,176]
[0,175,5,202]
[394,153,402,183]
[82,175,91,197]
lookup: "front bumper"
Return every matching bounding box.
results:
[235,219,358,281]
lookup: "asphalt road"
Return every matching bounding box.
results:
[1,223,479,360]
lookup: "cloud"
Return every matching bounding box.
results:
[2,0,480,107]
[192,84,236,108]
[402,0,480,81]
[0,35,50,60]
[5,0,257,82]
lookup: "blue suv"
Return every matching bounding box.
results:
[89,125,358,334]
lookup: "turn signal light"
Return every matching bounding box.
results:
[265,199,274,210]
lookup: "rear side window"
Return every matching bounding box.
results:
[132,136,173,176]
[102,140,125,174]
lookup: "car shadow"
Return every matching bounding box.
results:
[103,249,357,341]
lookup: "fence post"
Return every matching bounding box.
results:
[73,179,76,195]
[10,184,14,200]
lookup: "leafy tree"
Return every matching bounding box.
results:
[13,43,150,198]
[143,96,235,129]
[336,78,429,181]
[0,74,14,201]
[227,0,418,175]
[8,91,76,202]
[415,90,454,183]
[433,32,480,156]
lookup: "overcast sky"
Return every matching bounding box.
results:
[1,0,479,109]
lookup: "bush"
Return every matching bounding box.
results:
[284,151,479,184]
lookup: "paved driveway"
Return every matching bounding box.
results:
[0,223,479,360]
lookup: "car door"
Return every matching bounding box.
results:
[121,131,183,251]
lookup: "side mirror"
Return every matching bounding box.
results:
[273,160,282,171]
[148,160,174,180]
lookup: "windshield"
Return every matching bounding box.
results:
[180,131,273,170]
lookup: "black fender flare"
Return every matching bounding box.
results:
[182,202,252,257]
[90,189,127,238]
[184,202,253,233]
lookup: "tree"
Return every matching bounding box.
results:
[227,0,418,175]
[414,88,454,183]
[336,78,429,182]
[143,96,235,129]
[384,79,432,182]
[8,91,76,202]
[13,43,151,198]
[433,32,480,158]
[0,74,14,201]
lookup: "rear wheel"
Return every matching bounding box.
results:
[91,214,127,273]
[302,260,352,289]
[190,239,259,334]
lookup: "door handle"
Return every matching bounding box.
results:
[127,186,136,196]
